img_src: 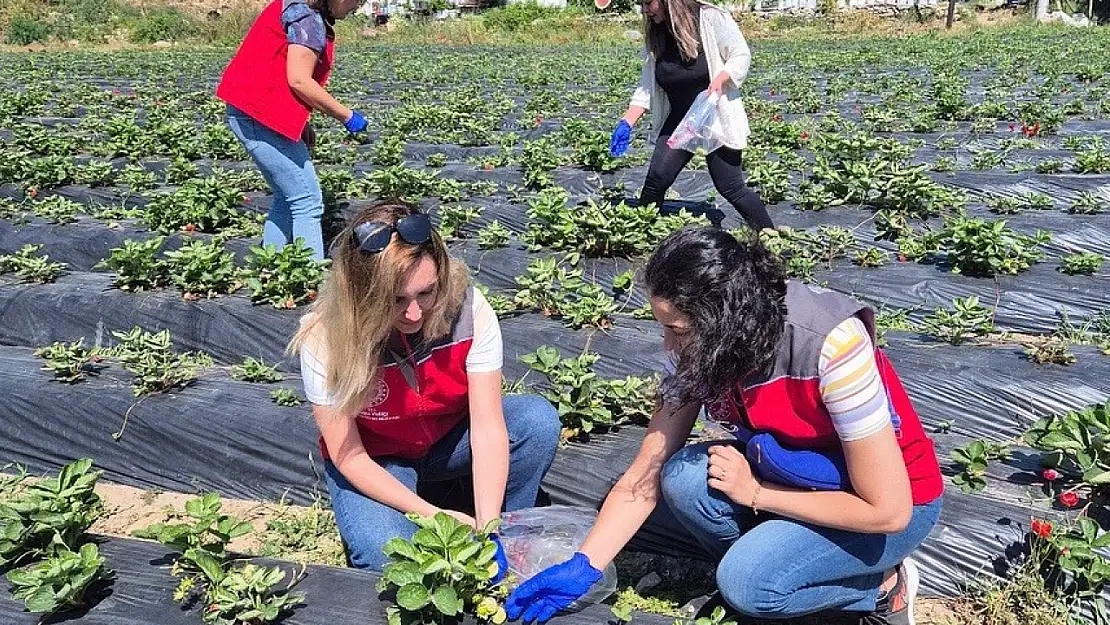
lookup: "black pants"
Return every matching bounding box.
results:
[639,136,774,231]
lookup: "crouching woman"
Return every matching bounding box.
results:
[289,200,561,571]
[506,227,943,624]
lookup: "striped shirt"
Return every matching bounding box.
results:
[818,316,894,442]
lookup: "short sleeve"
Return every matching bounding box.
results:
[818,316,893,442]
[299,325,338,406]
[282,1,328,54]
[466,289,503,374]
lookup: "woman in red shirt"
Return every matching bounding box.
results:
[289,200,561,572]
[506,227,942,625]
[216,0,369,260]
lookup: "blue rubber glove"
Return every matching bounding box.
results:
[491,534,509,584]
[344,110,368,134]
[609,120,632,157]
[505,552,602,623]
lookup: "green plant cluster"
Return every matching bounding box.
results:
[522,345,656,439]
[0,459,109,617]
[378,512,506,625]
[134,493,303,624]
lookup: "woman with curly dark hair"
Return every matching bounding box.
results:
[506,227,943,625]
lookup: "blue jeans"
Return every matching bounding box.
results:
[324,394,562,571]
[658,443,942,619]
[226,105,325,260]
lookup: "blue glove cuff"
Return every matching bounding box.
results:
[344,110,367,134]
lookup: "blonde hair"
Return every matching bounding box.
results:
[645,0,702,63]
[288,201,469,417]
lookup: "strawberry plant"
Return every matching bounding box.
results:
[146,176,251,234]
[243,241,327,309]
[1072,137,1110,173]
[572,131,622,172]
[6,543,107,615]
[0,458,102,568]
[745,158,790,204]
[110,327,208,396]
[426,153,448,168]
[1070,192,1106,215]
[31,195,84,224]
[951,439,1009,493]
[97,236,168,291]
[522,346,655,437]
[133,493,251,575]
[134,493,301,624]
[373,134,406,167]
[0,244,66,283]
[921,296,994,345]
[934,216,1049,276]
[477,220,511,249]
[270,388,303,407]
[1035,159,1064,174]
[1024,337,1077,366]
[513,256,616,329]
[437,205,483,240]
[1025,399,1110,495]
[852,247,889,268]
[203,563,304,625]
[378,512,505,625]
[520,136,562,189]
[1040,516,1110,597]
[164,239,240,299]
[1060,252,1104,276]
[75,160,117,187]
[523,189,707,258]
[164,156,200,185]
[34,339,103,383]
[612,270,634,296]
[231,358,283,384]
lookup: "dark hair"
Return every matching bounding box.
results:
[644,226,787,407]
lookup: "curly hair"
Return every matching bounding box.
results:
[644,226,787,407]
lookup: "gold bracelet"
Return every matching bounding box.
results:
[751,481,763,515]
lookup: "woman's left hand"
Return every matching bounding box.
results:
[707,444,759,505]
[707,72,731,97]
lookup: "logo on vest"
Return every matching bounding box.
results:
[369,379,390,407]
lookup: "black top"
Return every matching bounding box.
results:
[654,28,710,137]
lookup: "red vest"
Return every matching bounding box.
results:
[215,0,335,142]
[706,283,944,505]
[319,290,476,461]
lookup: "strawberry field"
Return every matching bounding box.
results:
[2,24,1110,624]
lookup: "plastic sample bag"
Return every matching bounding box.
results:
[498,505,618,610]
[667,92,723,154]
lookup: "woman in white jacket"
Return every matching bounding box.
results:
[609,0,773,230]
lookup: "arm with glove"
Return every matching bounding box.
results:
[609,49,655,157]
[287,44,368,135]
[505,400,700,623]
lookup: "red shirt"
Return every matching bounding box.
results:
[215,0,335,141]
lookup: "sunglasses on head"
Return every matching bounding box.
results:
[352,213,433,254]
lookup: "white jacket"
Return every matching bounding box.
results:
[630,3,752,150]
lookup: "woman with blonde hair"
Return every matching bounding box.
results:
[290,200,561,572]
[609,0,773,230]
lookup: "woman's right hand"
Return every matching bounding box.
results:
[609,120,632,157]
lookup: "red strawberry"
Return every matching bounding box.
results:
[1058,491,1079,508]
[1031,519,1052,538]
[183,224,197,232]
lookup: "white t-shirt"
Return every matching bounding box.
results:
[300,288,503,406]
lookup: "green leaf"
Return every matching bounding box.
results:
[383,538,420,561]
[413,528,440,550]
[431,585,460,615]
[25,586,58,613]
[384,561,424,587]
[396,583,431,611]
[422,558,450,575]
[193,552,225,584]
